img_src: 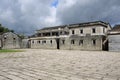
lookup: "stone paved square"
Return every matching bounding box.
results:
[0,49,120,80]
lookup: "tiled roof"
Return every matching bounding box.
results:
[37,21,109,31]
[111,25,120,31]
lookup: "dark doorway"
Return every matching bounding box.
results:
[56,39,60,49]
[102,37,108,51]
[28,40,31,48]
[103,40,108,51]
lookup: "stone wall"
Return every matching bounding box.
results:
[60,35,103,50]
[2,32,21,49]
[108,34,120,52]
[21,39,30,48]
[30,21,110,51]
[30,35,104,51]
[59,37,70,50]
[69,25,107,36]
[30,38,57,49]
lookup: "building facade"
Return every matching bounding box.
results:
[21,38,31,48]
[30,21,111,51]
[0,32,22,49]
[108,25,120,51]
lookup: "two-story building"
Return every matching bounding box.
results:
[30,21,111,51]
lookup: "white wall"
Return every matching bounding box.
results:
[69,25,107,36]
[108,35,120,52]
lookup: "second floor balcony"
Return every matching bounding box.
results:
[37,31,69,37]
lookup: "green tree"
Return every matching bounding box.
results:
[0,26,4,32]
[0,24,14,33]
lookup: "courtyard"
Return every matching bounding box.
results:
[0,49,120,80]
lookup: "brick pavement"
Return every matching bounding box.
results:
[0,49,120,80]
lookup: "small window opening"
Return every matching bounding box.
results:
[62,40,65,44]
[80,29,83,34]
[92,28,96,33]
[71,40,75,44]
[79,40,83,45]
[38,41,40,44]
[50,40,52,44]
[32,41,34,44]
[72,30,74,34]
[92,39,96,45]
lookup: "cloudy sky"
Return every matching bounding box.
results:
[0,0,120,35]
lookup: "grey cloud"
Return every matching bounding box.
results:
[0,0,120,35]
[57,0,120,25]
[0,0,53,35]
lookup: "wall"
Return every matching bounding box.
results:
[108,34,120,52]
[21,39,30,48]
[59,37,70,50]
[30,24,108,50]
[2,32,21,49]
[60,35,103,51]
[30,38,57,49]
[31,35,104,51]
[69,25,107,36]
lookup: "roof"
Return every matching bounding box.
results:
[37,21,109,31]
[40,25,66,30]
[108,25,120,35]
[0,32,22,39]
[111,25,120,31]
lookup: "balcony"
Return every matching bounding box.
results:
[37,31,69,37]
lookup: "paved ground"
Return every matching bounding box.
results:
[0,49,120,80]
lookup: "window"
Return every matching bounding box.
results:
[50,40,52,44]
[42,40,46,44]
[71,40,75,44]
[92,39,96,45]
[38,33,41,37]
[64,31,69,35]
[13,38,16,40]
[103,28,105,33]
[92,28,96,33]
[72,30,74,34]
[60,31,62,35]
[32,40,34,44]
[80,29,83,34]
[62,40,65,44]
[38,41,40,44]
[79,40,83,45]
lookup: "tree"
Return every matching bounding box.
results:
[0,24,14,33]
[0,26,4,32]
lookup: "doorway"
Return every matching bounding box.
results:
[103,40,108,51]
[56,39,60,49]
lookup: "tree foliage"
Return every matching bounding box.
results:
[0,24,14,33]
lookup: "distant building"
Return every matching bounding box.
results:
[0,32,22,49]
[30,21,111,51]
[108,25,120,51]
